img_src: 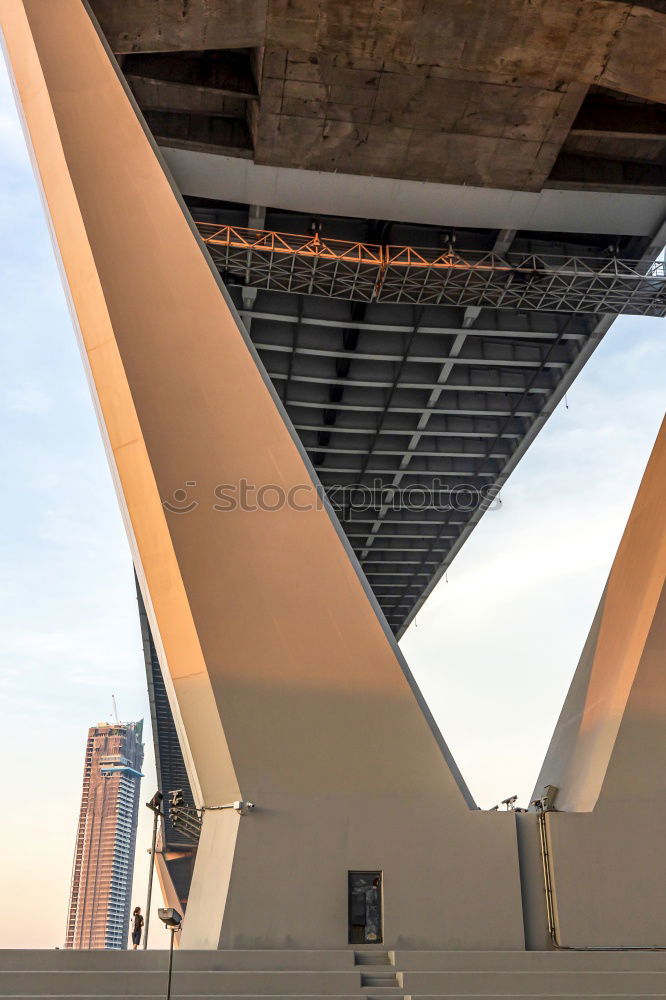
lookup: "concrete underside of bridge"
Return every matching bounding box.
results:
[2,0,666,956]
[91,0,666,194]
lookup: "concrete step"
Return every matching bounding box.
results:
[360,973,401,988]
[402,971,666,993]
[0,952,356,973]
[354,953,394,967]
[6,951,666,975]
[0,972,361,996]
[395,951,666,972]
[3,969,666,996]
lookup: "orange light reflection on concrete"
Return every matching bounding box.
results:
[564,418,666,811]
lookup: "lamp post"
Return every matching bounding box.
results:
[144,791,163,949]
[158,908,182,1000]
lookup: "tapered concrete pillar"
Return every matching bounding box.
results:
[531,418,666,947]
[1,0,524,949]
[534,418,666,815]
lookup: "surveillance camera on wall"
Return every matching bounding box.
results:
[234,801,254,815]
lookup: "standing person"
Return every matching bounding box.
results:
[131,906,144,950]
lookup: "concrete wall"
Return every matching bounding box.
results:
[514,813,550,952]
[545,581,666,947]
[541,579,666,948]
[1,0,525,951]
[530,420,666,948]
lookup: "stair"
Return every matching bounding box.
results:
[356,950,404,999]
[360,971,402,989]
[2,949,666,999]
[355,951,394,966]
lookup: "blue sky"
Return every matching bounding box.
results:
[1,52,664,948]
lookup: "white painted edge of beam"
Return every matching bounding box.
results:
[162,145,666,238]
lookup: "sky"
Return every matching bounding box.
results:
[0,52,665,949]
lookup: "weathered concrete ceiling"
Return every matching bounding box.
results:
[91,0,666,192]
[90,0,268,51]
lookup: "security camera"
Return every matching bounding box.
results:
[158,907,182,928]
[234,801,255,815]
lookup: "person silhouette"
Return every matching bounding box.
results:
[131,906,144,949]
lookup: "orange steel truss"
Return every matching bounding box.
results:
[196,222,666,316]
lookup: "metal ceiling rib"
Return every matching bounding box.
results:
[181,199,659,637]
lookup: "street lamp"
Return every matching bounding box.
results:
[158,907,182,1000]
[144,791,164,949]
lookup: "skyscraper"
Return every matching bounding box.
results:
[65,721,144,950]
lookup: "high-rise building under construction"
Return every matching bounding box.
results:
[65,721,144,950]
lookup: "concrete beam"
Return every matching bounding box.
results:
[607,0,666,9]
[126,77,250,117]
[88,0,267,52]
[597,5,666,103]
[144,109,253,157]
[121,50,258,99]
[163,146,666,236]
[548,152,666,193]
[570,96,666,141]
